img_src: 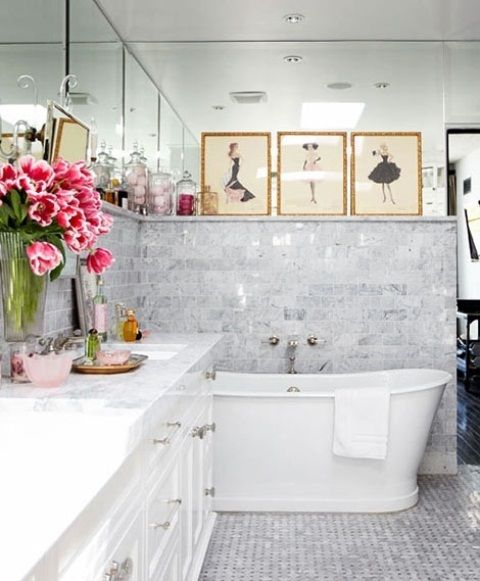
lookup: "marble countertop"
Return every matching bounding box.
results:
[0,333,222,581]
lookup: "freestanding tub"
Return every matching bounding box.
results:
[212,369,451,513]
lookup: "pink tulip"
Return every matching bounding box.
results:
[28,193,60,226]
[86,247,115,274]
[0,162,18,197]
[19,156,54,190]
[26,241,62,276]
[64,229,94,253]
[56,206,87,231]
[97,213,113,235]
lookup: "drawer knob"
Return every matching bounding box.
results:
[152,421,181,445]
[103,557,133,580]
[205,486,216,497]
[191,426,205,439]
[149,498,182,531]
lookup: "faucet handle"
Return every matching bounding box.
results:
[267,335,280,346]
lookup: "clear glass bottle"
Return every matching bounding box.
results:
[148,169,174,215]
[176,170,196,216]
[93,276,108,342]
[125,143,148,213]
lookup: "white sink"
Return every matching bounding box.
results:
[108,342,187,361]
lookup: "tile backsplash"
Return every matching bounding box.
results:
[142,218,457,474]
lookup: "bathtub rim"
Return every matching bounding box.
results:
[213,368,452,397]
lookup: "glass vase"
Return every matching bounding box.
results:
[0,232,48,342]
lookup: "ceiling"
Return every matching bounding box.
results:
[97,0,480,41]
[127,41,447,162]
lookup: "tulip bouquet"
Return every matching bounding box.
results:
[0,155,114,340]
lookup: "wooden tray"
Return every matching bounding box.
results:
[72,354,148,374]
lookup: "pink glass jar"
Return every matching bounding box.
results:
[176,170,196,216]
[148,170,174,215]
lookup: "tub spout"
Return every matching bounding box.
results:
[288,356,298,374]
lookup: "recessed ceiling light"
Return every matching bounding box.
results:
[284,55,303,64]
[327,82,353,90]
[283,13,304,24]
[374,82,390,89]
[301,102,365,130]
[212,105,225,110]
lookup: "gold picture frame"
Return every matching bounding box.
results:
[44,100,90,164]
[201,132,272,216]
[351,132,423,216]
[277,131,347,216]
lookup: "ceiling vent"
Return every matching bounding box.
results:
[229,91,267,104]
[68,92,98,106]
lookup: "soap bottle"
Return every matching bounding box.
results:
[123,309,139,342]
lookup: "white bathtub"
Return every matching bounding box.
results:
[212,368,451,513]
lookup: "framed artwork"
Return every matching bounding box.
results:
[201,132,271,215]
[351,132,423,216]
[74,258,97,334]
[277,132,347,215]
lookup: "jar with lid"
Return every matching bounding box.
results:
[176,170,196,216]
[104,147,119,205]
[125,143,148,213]
[148,169,174,215]
[91,141,111,195]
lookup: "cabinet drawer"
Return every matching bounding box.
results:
[150,531,181,581]
[60,508,144,581]
[147,456,182,578]
[100,511,144,581]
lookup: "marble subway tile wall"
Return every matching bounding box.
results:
[142,218,457,474]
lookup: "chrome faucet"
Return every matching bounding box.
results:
[287,338,298,374]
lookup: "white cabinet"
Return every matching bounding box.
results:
[33,367,216,581]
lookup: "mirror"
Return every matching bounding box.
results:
[44,101,90,163]
[124,49,159,169]
[69,0,124,156]
[0,0,66,160]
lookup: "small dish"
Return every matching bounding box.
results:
[96,349,131,366]
[24,352,73,388]
[72,354,148,375]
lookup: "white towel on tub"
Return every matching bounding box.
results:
[333,386,390,460]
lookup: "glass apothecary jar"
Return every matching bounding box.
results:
[148,169,174,215]
[201,186,218,215]
[176,170,196,216]
[91,142,111,194]
[125,143,148,213]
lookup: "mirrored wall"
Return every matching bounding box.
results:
[3,0,480,211]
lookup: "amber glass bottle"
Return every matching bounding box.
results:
[123,309,138,342]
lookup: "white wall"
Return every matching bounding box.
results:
[456,146,480,298]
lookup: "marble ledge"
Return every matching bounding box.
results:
[102,203,456,224]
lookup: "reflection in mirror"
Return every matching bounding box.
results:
[69,0,124,156]
[160,95,185,181]
[447,129,480,299]
[44,101,90,164]
[125,50,159,170]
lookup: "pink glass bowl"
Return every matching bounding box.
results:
[96,350,131,366]
[24,352,73,388]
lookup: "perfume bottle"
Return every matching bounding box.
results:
[85,329,101,362]
[123,309,139,342]
[93,276,108,342]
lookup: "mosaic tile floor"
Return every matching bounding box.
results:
[200,466,480,581]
